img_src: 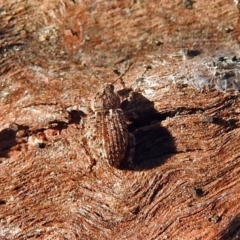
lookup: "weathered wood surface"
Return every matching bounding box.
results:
[0,0,240,239]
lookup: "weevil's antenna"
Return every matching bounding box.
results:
[82,63,102,83]
[111,61,133,87]
[82,61,133,88]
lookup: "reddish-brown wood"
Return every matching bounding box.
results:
[0,0,240,239]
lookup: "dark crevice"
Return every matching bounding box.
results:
[48,121,68,131]
[0,199,6,205]
[67,110,82,124]
[0,123,29,157]
[0,43,25,54]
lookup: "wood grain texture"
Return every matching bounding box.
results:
[0,0,240,239]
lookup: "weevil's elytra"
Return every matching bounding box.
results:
[80,83,135,169]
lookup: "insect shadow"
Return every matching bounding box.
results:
[218,214,240,240]
[118,89,176,170]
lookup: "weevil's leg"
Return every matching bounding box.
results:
[81,137,96,172]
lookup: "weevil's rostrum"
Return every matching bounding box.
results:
[80,83,134,168]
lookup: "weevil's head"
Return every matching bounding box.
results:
[91,83,121,111]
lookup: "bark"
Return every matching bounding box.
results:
[0,0,240,239]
